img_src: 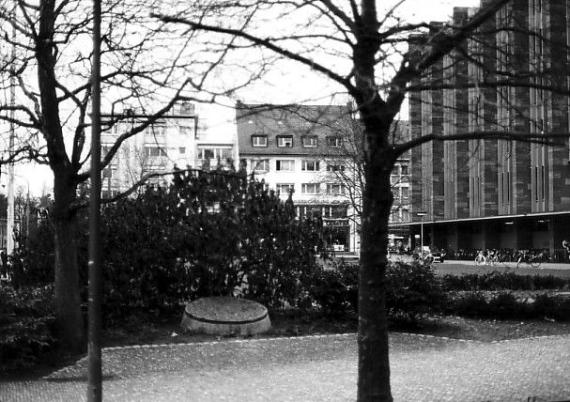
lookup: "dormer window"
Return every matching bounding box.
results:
[252,135,268,147]
[277,135,293,147]
[327,136,342,147]
[302,136,318,148]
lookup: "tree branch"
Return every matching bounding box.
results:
[153,13,356,93]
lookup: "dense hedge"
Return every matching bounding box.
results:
[309,261,447,322]
[0,285,56,372]
[448,291,570,321]
[442,271,570,291]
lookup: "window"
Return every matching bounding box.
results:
[401,187,409,199]
[276,183,294,195]
[276,160,295,171]
[277,135,293,148]
[307,206,322,217]
[201,149,215,159]
[325,205,348,218]
[302,160,320,171]
[252,159,270,172]
[180,126,192,136]
[302,136,318,148]
[327,163,345,172]
[179,147,186,154]
[148,124,166,136]
[144,146,167,157]
[326,136,342,147]
[326,183,345,195]
[401,165,409,176]
[198,147,232,161]
[252,135,268,147]
[302,183,320,194]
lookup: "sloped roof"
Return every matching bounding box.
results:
[236,103,354,156]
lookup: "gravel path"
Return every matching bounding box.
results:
[2,333,569,402]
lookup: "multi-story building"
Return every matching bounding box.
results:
[236,103,360,253]
[195,105,240,171]
[101,102,237,196]
[389,121,412,248]
[409,0,570,258]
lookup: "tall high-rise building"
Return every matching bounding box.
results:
[409,0,570,257]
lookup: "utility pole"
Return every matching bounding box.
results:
[6,1,16,255]
[87,0,103,400]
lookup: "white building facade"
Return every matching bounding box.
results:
[101,102,238,196]
[236,103,360,254]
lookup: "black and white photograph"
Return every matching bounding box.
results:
[1,0,570,401]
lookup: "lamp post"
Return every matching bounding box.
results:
[416,211,427,259]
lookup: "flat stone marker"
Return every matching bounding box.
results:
[181,296,271,336]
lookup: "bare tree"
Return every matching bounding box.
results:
[153,0,570,400]
[0,0,252,353]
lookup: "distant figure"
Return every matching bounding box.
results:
[474,249,486,266]
[563,240,570,260]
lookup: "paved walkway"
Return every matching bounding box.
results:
[2,333,569,401]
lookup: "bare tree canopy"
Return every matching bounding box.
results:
[0,0,259,353]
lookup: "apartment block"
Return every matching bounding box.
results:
[235,103,360,253]
[101,102,237,196]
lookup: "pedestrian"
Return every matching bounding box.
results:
[562,240,570,260]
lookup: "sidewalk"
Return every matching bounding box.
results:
[2,333,569,401]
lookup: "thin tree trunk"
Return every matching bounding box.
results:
[357,156,394,402]
[52,176,84,354]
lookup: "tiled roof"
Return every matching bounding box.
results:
[236,103,354,156]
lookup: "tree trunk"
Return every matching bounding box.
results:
[357,155,394,402]
[52,173,84,354]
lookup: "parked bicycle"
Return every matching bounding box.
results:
[474,249,486,266]
[515,249,548,269]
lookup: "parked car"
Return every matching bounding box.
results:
[430,248,447,263]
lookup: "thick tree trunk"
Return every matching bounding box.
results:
[52,173,84,354]
[357,156,394,402]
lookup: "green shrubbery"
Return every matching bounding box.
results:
[448,291,570,321]
[0,285,57,372]
[441,271,570,291]
[309,263,358,315]
[10,168,324,322]
[308,261,447,322]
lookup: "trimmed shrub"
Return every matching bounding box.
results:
[307,261,359,315]
[385,262,446,322]
[0,285,57,372]
[308,261,446,322]
[447,291,570,321]
[449,292,489,318]
[309,269,351,315]
[487,293,528,319]
[442,271,570,292]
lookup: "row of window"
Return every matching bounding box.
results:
[252,135,342,148]
[275,183,346,195]
[249,159,345,172]
[197,147,233,161]
[296,205,348,219]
